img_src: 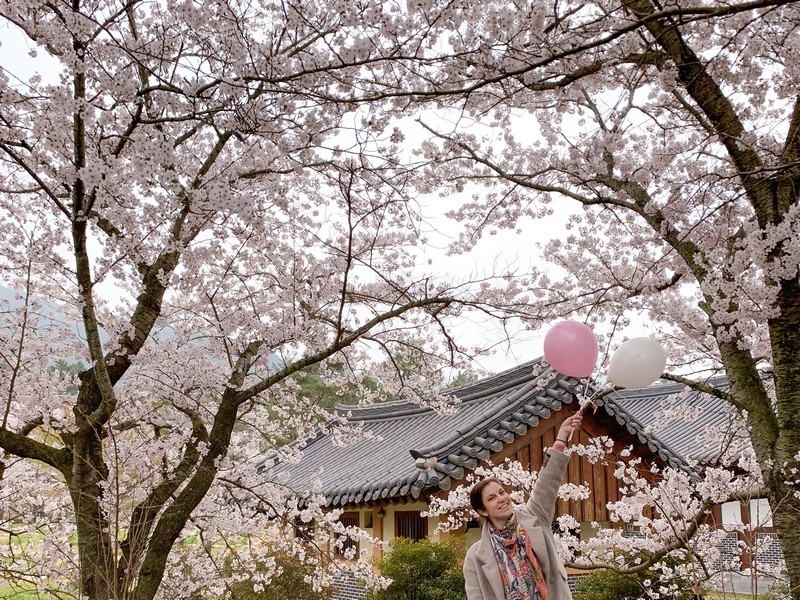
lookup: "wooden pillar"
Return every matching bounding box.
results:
[374,506,385,561]
[739,499,753,568]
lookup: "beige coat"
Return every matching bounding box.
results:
[463,449,572,600]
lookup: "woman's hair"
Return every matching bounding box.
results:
[469,477,503,513]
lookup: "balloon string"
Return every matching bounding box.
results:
[567,379,593,442]
[568,379,616,440]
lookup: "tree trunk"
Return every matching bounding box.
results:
[767,477,800,600]
[70,429,116,599]
[767,277,800,600]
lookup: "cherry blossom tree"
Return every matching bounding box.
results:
[2,0,799,598]
[0,2,530,599]
[387,0,800,596]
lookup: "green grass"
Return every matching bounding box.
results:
[0,583,47,599]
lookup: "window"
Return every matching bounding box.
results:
[394,510,428,541]
[749,498,773,527]
[335,511,360,558]
[721,501,742,526]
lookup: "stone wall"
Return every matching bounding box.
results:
[332,572,368,600]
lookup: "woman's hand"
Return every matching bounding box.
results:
[556,412,583,444]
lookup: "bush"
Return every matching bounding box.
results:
[573,569,650,600]
[573,567,696,600]
[366,537,467,600]
[762,581,791,600]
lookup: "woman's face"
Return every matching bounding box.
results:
[478,481,514,527]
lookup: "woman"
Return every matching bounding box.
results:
[463,412,583,600]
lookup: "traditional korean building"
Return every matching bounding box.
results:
[266,358,778,597]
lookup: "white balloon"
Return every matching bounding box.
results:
[607,337,667,389]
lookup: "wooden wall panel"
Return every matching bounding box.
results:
[579,430,594,523]
[592,450,608,522]
[517,444,530,470]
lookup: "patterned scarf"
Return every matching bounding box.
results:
[488,514,547,600]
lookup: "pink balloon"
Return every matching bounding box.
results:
[543,320,599,378]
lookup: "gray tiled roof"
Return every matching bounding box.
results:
[267,360,728,507]
[606,376,732,465]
